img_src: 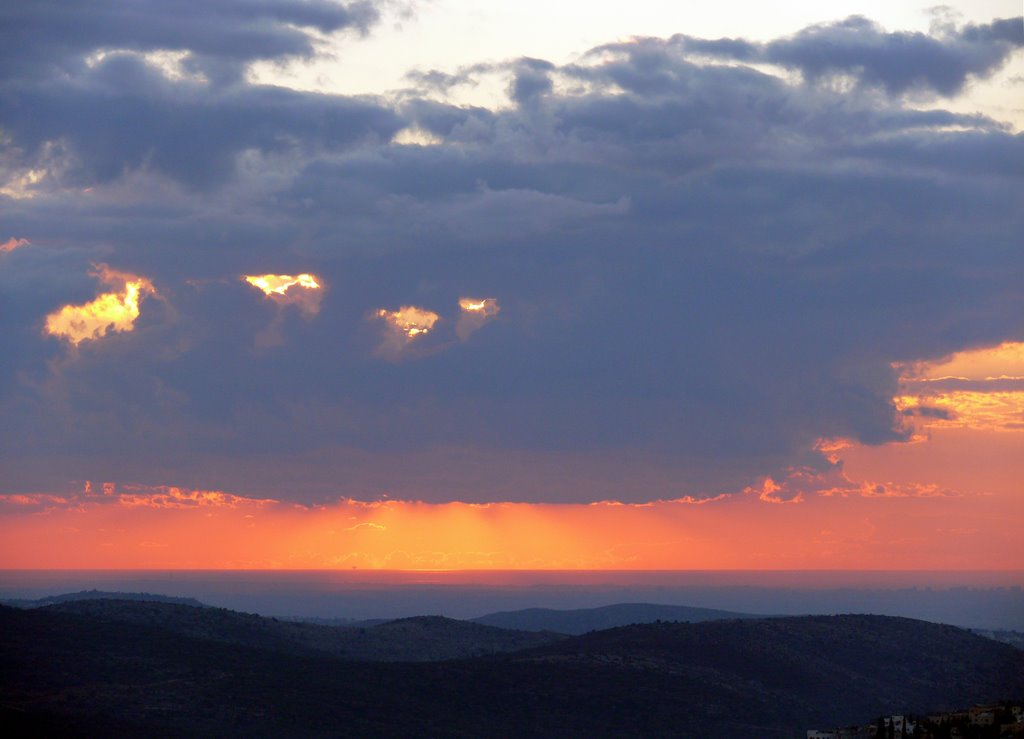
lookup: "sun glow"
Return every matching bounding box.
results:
[45,265,156,345]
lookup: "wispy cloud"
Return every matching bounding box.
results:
[0,237,29,254]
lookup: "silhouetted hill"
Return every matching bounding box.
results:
[358,615,567,659]
[2,605,1021,737]
[41,599,562,661]
[517,615,1024,728]
[473,602,759,633]
[0,590,205,608]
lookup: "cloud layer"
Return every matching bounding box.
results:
[1,4,1021,503]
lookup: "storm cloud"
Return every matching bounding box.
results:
[1,4,1021,503]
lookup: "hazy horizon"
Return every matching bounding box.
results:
[4,569,1022,630]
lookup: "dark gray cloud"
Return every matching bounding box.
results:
[0,0,381,85]
[1,7,1022,502]
[671,15,1024,96]
[1,0,403,191]
[3,53,402,188]
[509,58,556,106]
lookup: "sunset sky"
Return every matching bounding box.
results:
[1,0,1022,570]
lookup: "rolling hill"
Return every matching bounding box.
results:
[39,599,563,661]
[0,590,206,609]
[472,601,760,633]
[2,602,1022,736]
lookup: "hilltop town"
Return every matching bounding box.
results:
[809,702,1024,738]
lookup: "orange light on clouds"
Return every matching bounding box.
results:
[243,273,323,317]
[44,264,156,345]
[895,391,1024,432]
[0,236,29,254]
[459,298,499,314]
[373,305,441,359]
[899,341,1024,381]
[244,273,321,296]
[457,297,500,340]
[822,340,1023,554]
[895,342,1024,432]
[376,306,439,339]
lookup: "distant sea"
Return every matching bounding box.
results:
[1,570,1022,629]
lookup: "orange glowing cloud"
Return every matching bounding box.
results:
[0,484,274,513]
[0,236,29,254]
[243,273,324,348]
[895,342,1024,432]
[44,264,156,345]
[745,476,804,504]
[376,305,439,339]
[456,297,500,340]
[740,465,960,505]
[243,273,323,317]
[808,341,1023,539]
[115,486,278,509]
[373,305,440,358]
[895,391,1024,431]
[899,341,1024,381]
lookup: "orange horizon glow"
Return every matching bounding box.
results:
[1,454,1019,570]
[44,264,156,345]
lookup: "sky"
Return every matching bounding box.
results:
[0,0,1022,570]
